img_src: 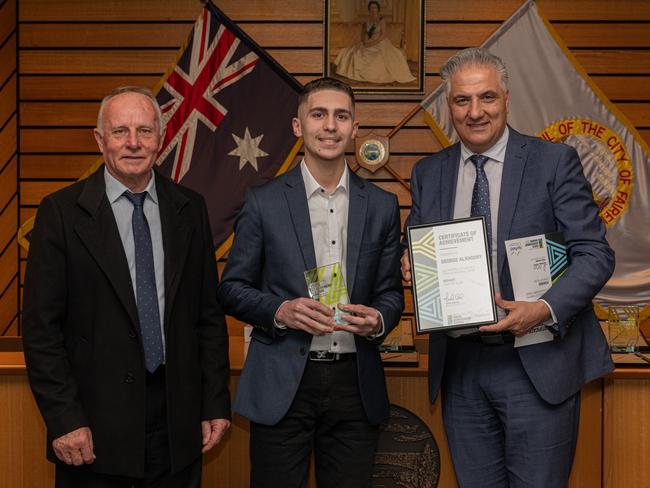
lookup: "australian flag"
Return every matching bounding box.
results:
[154,0,302,257]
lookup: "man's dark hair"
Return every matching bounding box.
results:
[298,77,355,109]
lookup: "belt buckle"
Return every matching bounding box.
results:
[480,334,505,345]
[310,351,336,362]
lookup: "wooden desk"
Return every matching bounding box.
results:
[1,342,648,487]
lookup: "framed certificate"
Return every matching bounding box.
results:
[407,217,497,333]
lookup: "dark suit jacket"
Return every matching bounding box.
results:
[22,167,231,477]
[406,129,615,405]
[217,165,404,426]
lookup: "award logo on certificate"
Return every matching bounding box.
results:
[304,262,350,324]
[505,232,567,347]
[407,217,497,333]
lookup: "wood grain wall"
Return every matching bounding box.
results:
[10,0,650,342]
[0,0,18,337]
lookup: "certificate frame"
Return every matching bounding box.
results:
[407,217,497,333]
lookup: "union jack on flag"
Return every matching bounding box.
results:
[155,0,302,256]
[17,1,302,258]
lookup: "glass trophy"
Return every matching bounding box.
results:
[304,262,349,324]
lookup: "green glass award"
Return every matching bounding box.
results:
[304,262,350,324]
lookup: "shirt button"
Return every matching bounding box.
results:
[333,342,338,347]
[124,372,134,384]
[331,240,336,245]
[330,209,334,213]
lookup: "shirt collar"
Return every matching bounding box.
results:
[460,125,510,165]
[104,167,158,205]
[300,160,349,198]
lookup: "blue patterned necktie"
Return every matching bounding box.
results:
[469,154,492,255]
[123,191,163,373]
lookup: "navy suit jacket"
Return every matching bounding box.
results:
[406,129,614,405]
[218,165,404,425]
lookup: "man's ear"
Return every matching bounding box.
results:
[292,117,302,138]
[93,128,105,153]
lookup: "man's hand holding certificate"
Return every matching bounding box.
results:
[493,232,568,347]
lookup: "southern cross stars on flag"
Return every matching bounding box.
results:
[154,1,302,256]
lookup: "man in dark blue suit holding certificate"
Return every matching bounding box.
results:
[218,77,403,488]
[402,48,614,488]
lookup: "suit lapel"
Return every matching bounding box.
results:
[74,167,139,328]
[284,166,317,270]
[441,144,460,220]
[155,172,192,332]
[346,171,368,295]
[497,129,528,277]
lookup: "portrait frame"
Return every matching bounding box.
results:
[324,0,425,98]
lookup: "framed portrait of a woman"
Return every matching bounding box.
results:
[325,0,425,97]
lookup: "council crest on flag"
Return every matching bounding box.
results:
[420,0,650,314]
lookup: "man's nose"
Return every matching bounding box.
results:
[468,98,483,119]
[323,114,336,131]
[125,130,140,147]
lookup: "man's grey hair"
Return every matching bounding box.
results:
[96,86,164,135]
[440,47,509,97]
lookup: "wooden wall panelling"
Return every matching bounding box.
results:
[0,0,16,44]
[0,277,18,335]
[0,154,17,209]
[603,378,650,487]
[8,1,650,486]
[0,0,17,337]
[0,195,17,251]
[0,73,16,124]
[0,242,17,304]
[16,1,649,319]
[21,154,98,179]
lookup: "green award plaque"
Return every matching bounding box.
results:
[304,262,350,324]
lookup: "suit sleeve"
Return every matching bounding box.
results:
[22,196,89,440]
[196,197,231,420]
[217,189,285,338]
[404,162,424,234]
[540,145,615,333]
[368,193,405,341]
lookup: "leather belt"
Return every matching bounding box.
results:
[308,351,357,362]
[454,332,515,346]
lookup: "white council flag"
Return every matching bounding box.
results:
[421,0,650,316]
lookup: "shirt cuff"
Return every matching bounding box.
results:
[366,309,385,340]
[273,300,289,330]
[539,299,559,332]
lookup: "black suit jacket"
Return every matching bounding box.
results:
[23,167,230,477]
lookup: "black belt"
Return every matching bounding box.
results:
[454,332,515,346]
[308,351,357,362]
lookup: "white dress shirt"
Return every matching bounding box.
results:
[300,161,358,354]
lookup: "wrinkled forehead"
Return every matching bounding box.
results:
[449,64,506,92]
[103,92,160,125]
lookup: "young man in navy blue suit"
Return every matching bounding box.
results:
[402,48,614,487]
[218,78,404,488]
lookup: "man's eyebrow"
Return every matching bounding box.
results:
[308,106,352,115]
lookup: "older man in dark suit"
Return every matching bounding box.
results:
[402,48,614,488]
[23,86,231,487]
